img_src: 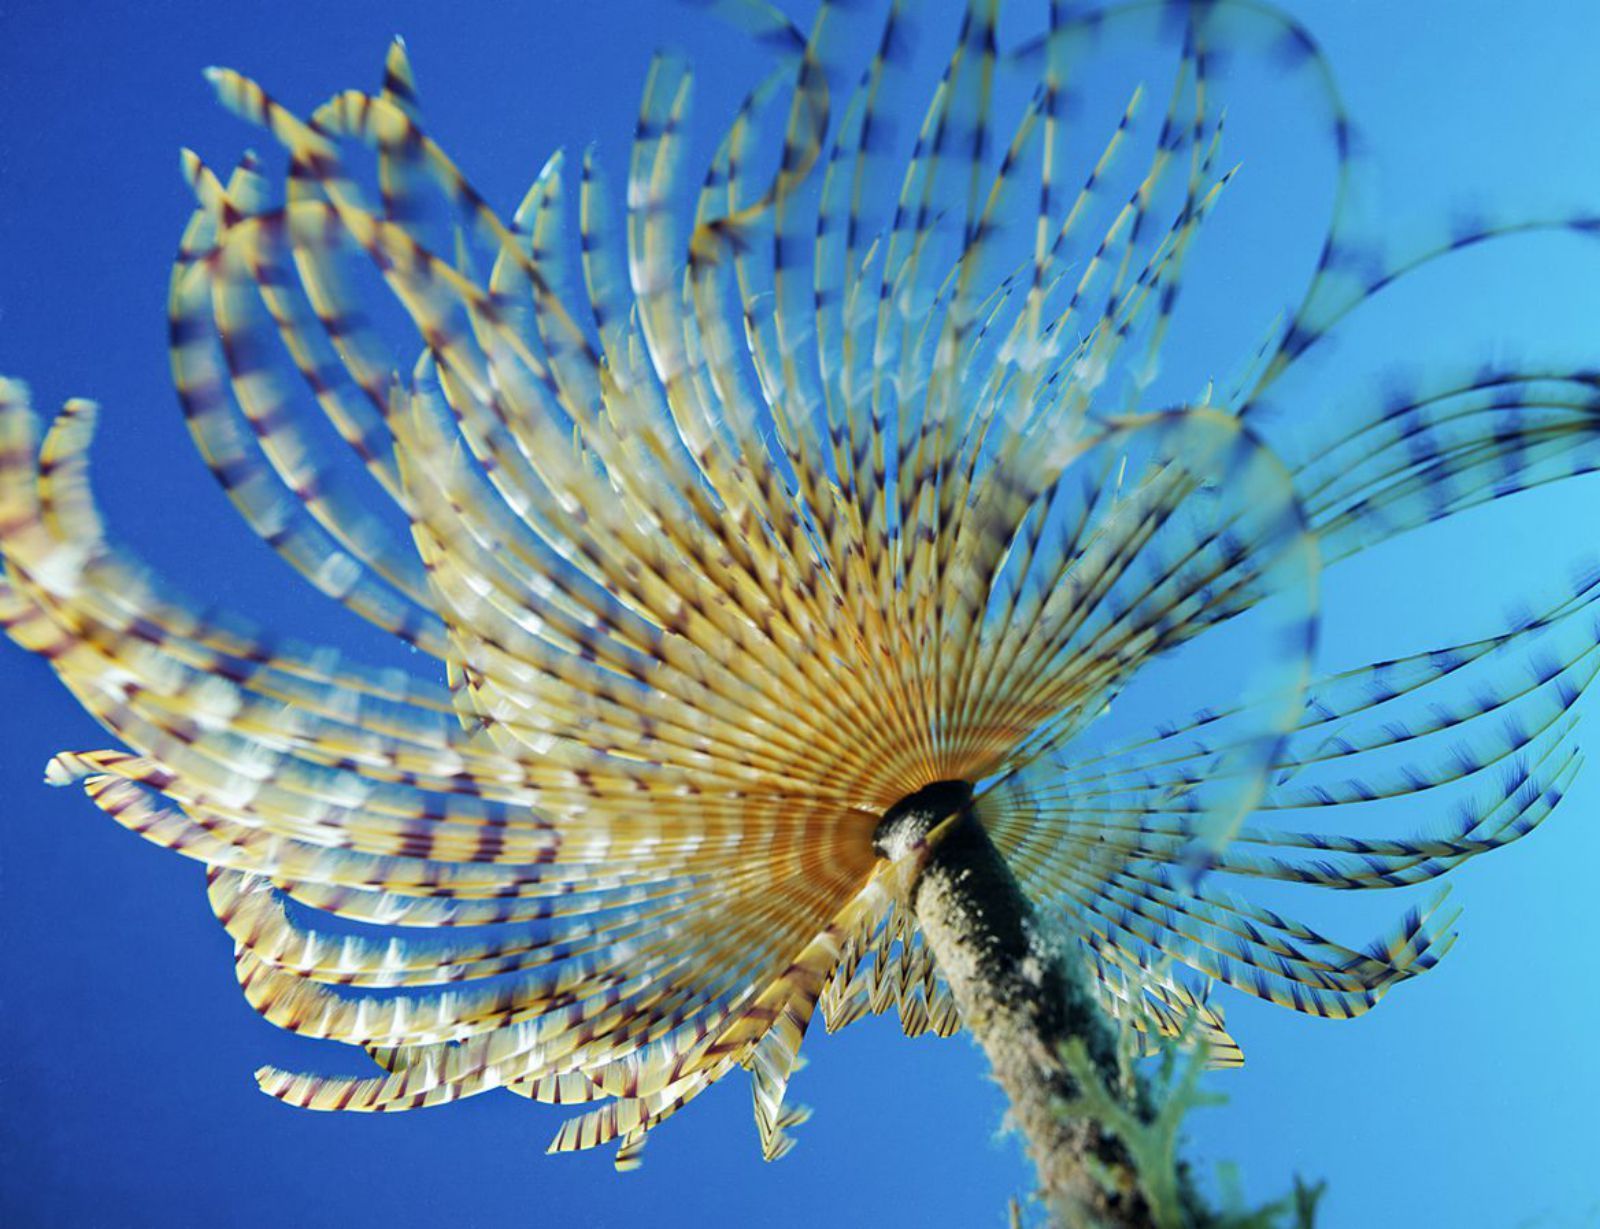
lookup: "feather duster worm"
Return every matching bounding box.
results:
[4,0,1599,1180]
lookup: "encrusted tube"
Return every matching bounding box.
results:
[877,782,1159,1227]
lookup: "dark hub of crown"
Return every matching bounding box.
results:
[873,779,975,860]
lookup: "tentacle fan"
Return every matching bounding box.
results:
[3,0,1595,1169]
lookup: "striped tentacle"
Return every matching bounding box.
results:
[1087,938,1243,1068]
[170,155,448,656]
[976,580,1588,1024]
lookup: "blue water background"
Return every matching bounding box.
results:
[2,2,1598,1225]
